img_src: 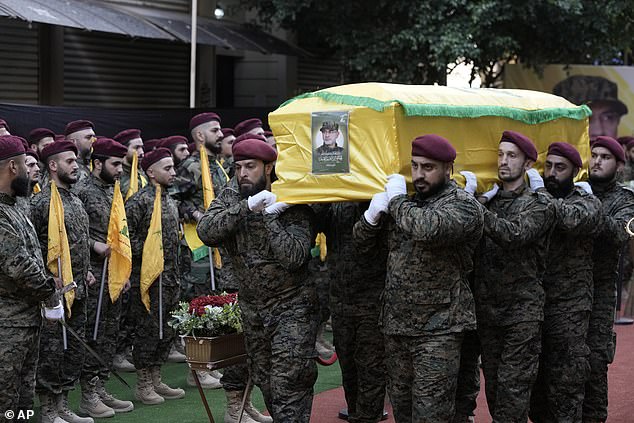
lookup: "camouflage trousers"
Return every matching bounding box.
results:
[479,321,541,423]
[332,311,386,423]
[115,290,134,357]
[220,364,249,391]
[454,330,481,421]
[36,298,87,394]
[82,267,122,382]
[583,301,616,422]
[384,332,463,423]
[242,300,319,423]
[0,326,40,412]
[130,283,180,369]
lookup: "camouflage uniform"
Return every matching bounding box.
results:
[125,183,181,368]
[119,161,147,199]
[583,180,634,422]
[317,202,388,423]
[0,193,56,413]
[15,195,31,217]
[74,175,122,382]
[529,187,601,423]
[474,183,555,423]
[30,184,91,395]
[197,185,318,423]
[353,181,483,423]
[75,160,91,185]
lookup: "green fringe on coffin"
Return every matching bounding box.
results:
[278,91,592,125]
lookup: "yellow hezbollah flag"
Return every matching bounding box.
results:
[125,151,140,201]
[198,145,222,268]
[140,185,164,311]
[47,181,74,314]
[33,183,41,194]
[107,180,132,303]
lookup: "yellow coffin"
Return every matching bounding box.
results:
[269,83,591,203]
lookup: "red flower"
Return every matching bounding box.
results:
[188,293,238,316]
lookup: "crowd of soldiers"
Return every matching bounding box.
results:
[0,110,632,423]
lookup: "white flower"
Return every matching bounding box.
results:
[204,305,223,316]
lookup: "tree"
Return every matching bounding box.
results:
[242,0,634,86]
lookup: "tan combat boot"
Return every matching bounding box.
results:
[186,370,222,388]
[223,390,258,423]
[150,366,185,400]
[39,392,69,423]
[112,353,136,372]
[243,386,273,423]
[96,378,134,413]
[78,376,115,418]
[57,392,94,423]
[134,368,164,405]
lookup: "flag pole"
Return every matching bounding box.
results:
[93,256,108,341]
[159,273,163,340]
[208,247,216,291]
[57,257,68,350]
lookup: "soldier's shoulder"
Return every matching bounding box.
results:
[619,184,634,197]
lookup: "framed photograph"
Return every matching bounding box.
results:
[311,111,350,174]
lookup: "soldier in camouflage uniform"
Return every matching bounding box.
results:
[525,143,601,423]
[28,128,56,189]
[471,131,555,423]
[354,135,483,422]
[113,128,148,198]
[74,138,135,417]
[31,140,96,423]
[197,136,318,423]
[317,201,388,423]
[584,136,634,422]
[64,120,96,184]
[0,136,58,418]
[14,144,41,217]
[125,148,185,405]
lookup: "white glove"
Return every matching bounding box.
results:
[385,174,407,200]
[43,301,64,321]
[459,171,477,195]
[247,190,277,213]
[264,202,291,215]
[364,192,389,225]
[575,181,593,194]
[526,168,545,190]
[479,183,499,203]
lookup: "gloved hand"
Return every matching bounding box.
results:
[526,168,545,190]
[385,174,407,200]
[248,190,277,213]
[43,301,64,321]
[364,192,389,225]
[575,181,593,194]
[459,171,477,195]
[264,202,291,216]
[478,183,499,204]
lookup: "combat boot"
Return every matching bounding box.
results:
[96,378,134,413]
[187,370,222,388]
[57,392,94,423]
[39,392,69,423]
[223,390,258,423]
[134,368,164,405]
[78,376,115,418]
[167,345,187,363]
[112,353,136,372]
[243,386,273,423]
[315,323,335,360]
[150,366,185,399]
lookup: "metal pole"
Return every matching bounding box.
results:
[57,257,68,350]
[93,256,108,340]
[159,273,164,340]
[189,0,198,108]
[209,247,216,291]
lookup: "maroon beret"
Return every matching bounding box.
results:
[25,148,39,161]
[221,128,235,139]
[113,129,142,146]
[499,130,538,161]
[232,137,277,162]
[64,120,94,136]
[160,135,189,150]
[411,134,456,162]
[141,147,172,172]
[143,139,161,152]
[0,119,9,131]
[28,128,55,144]
[40,140,78,162]
[18,136,29,151]
[54,134,66,142]
[591,136,626,163]
[189,112,221,131]
[234,118,263,137]
[234,133,267,144]
[92,138,127,158]
[547,142,583,168]
[617,136,634,146]
[0,135,26,160]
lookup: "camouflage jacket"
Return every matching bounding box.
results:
[125,183,180,286]
[173,151,230,221]
[473,183,555,325]
[75,160,91,186]
[316,202,388,315]
[353,181,483,336]
[0,193,57,327]
[30,184,91,300]
[541,187,602,316]
[197,185,316,316]
[15,196,31,217]
[73,175,114,272]
[120,161,147,200]
[589,179,634,303]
